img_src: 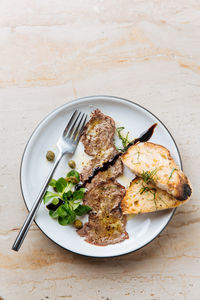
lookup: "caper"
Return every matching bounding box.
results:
[68,160,76,169]
[46,150,55,161]
[74,219,83,229]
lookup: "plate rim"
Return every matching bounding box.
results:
[20,95,182,258]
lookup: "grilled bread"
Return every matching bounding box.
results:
[122,142,192,201]
[121,177,189,214]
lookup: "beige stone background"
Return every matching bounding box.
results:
[0,1,200,299]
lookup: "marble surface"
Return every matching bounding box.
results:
[0,1,200,299]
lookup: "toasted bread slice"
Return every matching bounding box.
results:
[122,142,192,201]
[121,177,189,214]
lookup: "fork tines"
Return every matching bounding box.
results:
[63,110,87,141]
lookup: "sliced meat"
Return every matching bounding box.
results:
[78,180,128,246]
[79,109,128,246]
[84,179,125,213]
[81,109,117,158]
[78,209,128,246]
[83,158,123,190]
[80,157,102,183]
[80,109,118,183]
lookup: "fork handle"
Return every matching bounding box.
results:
[12,151,63,251]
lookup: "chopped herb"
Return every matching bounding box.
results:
[139,183,157,207]
[116,126,131,152]
[139,186,152,194]
[151,189,157,208]
[168,168,178,182]
[141,168,158,183]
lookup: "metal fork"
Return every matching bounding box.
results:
[12,110,87,252]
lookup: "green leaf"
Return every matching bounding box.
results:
[52,198,59,205]
[67,209,76,224]
[55,177,67,193]
[66,170,80,182]
[49,179,57,188]
[73,190,84,200]
[58,210,76,225]
[75,205,92,216]
[69,200,81,210]
[62,201,69,210]
[58,216,70,225]
[63,191,73,201]
[49,210,59,219]
[43,191,59,204]
[57,205,68,217]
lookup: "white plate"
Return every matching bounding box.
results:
[21,96,182,257]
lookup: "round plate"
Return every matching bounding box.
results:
[21,96,181,257]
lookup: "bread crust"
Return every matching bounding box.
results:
[122,142,192,201]
[121,177,189,214]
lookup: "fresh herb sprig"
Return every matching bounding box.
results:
[116,127,131,152]
[168,168,178,183]
[43,170,91,226]
[141,168,158,184]
[139,184,157,207]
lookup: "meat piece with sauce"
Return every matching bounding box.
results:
[78,209,128,246]
[81,109,117,158]
[83,157,123,190]
[78,180,128,246]
[80,109,118,182]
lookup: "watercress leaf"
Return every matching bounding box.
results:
[66,170,80,182]
[49,179,57,188]
[73,190,84,200]
[49,210,59,219]
[57,205,68,217]
[63,191,73,201]
[43,191,59,204]
[55,177,67,193]
[75,205,92,216]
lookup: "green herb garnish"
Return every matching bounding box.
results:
[137,150,140,161]
[141,168,158,184]
[139,185,152,194]
[139,184,157,207]
[168,168,178,182]
[43,191,60,204]
[43,170,91,226]
[116,126,131,152]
